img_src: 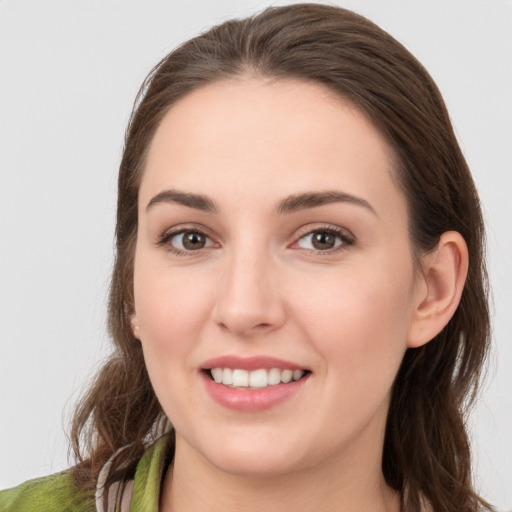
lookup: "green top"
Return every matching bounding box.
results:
[0,436,170,512]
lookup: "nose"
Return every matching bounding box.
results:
[212,245,286,338]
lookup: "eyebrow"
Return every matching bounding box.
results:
[277,191,377,216]
[146,189,217,212]
[146,188,376,216]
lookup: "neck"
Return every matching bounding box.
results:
[160,411,400,512]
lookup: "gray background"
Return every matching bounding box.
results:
[1,0,511,509]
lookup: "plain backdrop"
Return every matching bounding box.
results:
[1,0,511,509]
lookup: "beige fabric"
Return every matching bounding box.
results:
[95,446,134,512]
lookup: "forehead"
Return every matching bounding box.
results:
[141,77,405,219]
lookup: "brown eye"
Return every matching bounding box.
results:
[297,229,349,251]
[311,232,336,250]
[182,232,206,250]
[169,231,213,251]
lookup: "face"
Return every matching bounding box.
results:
[132,78,424,477]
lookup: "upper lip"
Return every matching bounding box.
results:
[201,355,308,372]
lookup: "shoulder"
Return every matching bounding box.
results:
[0,470,95,512]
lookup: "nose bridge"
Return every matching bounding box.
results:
[213,235,284,336]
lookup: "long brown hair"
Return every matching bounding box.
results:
[71,4,492,511]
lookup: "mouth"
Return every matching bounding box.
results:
[200,357,311,411]
[204,367,311,389]
[200,355,311,411]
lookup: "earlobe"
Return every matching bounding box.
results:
[407,231,469,348]
[130,314,141,340]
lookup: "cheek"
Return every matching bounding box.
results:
[133,257,216,394]
[133,259,219,427]
[134,258,214,342]
[289,270,413,442]
[294,262,414,385]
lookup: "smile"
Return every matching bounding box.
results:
[209,368,307,388]
[201,356,311,412]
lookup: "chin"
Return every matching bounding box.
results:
[210,449,306,478]
[201,429,324,478]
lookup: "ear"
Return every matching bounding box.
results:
[130,313,141,340]
[407,231,468,348]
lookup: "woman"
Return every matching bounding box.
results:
[0,4,493,511]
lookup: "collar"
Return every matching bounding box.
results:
[130,435,170,511]
[96,435,171,512]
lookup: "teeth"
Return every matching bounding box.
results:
[281,369,293,383]
[232,369,249,387]
[212,367,223,383]
[209,368,306,388]
[249,369,268,388]
[268,368,281,385]
[222,368,233,385]
[293,369,304,381]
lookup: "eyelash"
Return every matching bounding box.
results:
[156,225,355,256]
[293,225,355,255]
[156,228,215,256]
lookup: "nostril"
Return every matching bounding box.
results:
[254,323,272,330]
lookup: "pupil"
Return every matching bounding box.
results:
[312,232,335,250]
[183,232,205,250]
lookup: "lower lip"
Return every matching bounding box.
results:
[201,372,309,412]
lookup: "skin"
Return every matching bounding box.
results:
[131,77,468,512]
